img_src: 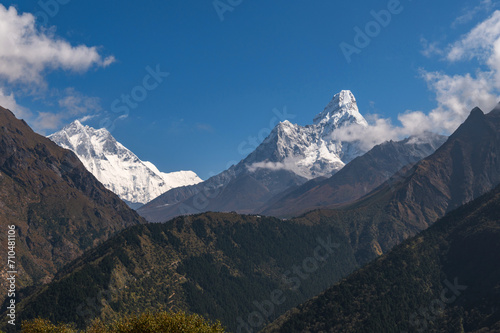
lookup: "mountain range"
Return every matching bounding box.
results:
[45,90,448,223]
[1,90,500,333]
[7,102,500,332]
[48,121,202,208]
[138,90,444,222]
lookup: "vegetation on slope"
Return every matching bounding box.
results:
[263,184,500,332]
[12,213,359,332]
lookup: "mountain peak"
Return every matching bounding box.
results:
[63,119,110,137]
[49,122,202,205]
[471,106,484,116]
[313,90,368,128]
[64,119,85,131]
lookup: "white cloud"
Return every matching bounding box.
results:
[452,0,495,27]
[336,10,500,151]
[247,161,287,173]
[421,71,499,131]
[58,88,102,116]
[0,4,114,134]
[332,116,398,151]
[420,37,444,58]
[447,10,500,64]
[32,112,64,132]
[0,87,31,119]
[78,114,97,123]
[246,156,318,179]
[0,4,114,86]
[195,122,215,133]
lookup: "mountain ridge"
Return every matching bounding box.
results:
[295,104,500,264]
[11,212,360,332]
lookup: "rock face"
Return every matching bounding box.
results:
[246,90,368,180]
[138,90,371,222]
[0,106,145,292]
[48,121,202,207]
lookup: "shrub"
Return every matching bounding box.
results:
[21,312,225,333]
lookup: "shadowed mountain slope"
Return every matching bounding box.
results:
[263,183,500,333]
[0,107,144,294]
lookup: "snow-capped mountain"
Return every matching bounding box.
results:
[138,90,370,221]
[246,90,368,179]
[48,121,202,207]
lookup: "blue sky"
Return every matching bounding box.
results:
[0,0,499,179]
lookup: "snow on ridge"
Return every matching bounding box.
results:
[48,122,202,205]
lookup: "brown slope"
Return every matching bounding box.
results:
[383,106,500,228]
[0,107,144,293]
[261,134,447,217]
[297,105,500,264]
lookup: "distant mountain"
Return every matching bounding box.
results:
[48,121,202,208]
[261,133,447,217]
[138,90,370,222]
[0,107,144,294]
[263,184,500,333]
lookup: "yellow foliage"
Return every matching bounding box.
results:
[21,318,76,333]
[21,312,225,333]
